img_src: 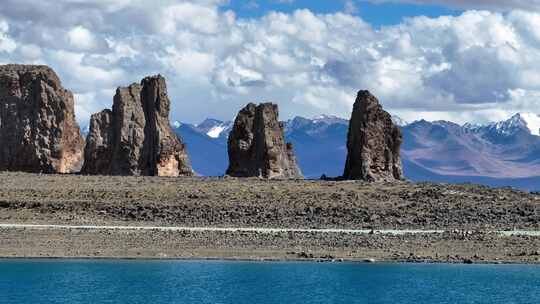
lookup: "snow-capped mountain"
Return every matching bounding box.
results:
[173,115,350,178]
[172,119,230,176]
[173,113,540,191]
[465,113,540,137]
[392,115,409,127]
[189,118,233,139]
[284,115,347,137]
[311,114,348,125]
[284,115,349,178]
[402,114,540,190]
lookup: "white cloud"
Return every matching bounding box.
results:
[366,0,540,11]
[162,3,221,35]
[1,1,540,126]
[0,20,16,53]
[18,44,42,60]
[66,25,101,51]
[48,50,125,88]
[158,47,215,83]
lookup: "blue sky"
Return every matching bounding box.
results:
[223,0,461,26]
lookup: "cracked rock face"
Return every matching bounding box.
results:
[80,109,113,175]
[0,64,85,173]
[343,90,404,182]
[226,103,303,179]
[81,75,193,176]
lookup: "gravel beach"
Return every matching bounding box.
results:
[1,172,540,263]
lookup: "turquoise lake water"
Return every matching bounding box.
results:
[1,260,540,303]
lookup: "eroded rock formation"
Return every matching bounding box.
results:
[0,64,84,173]
[226,103,303,179]
[81,75,193,176]
[343,90,403,181]
[81,109,113,175]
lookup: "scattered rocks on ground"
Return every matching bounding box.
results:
[0,64,84,173]
[2,227,540,263]
[0,172,539,262]
[0,173,538,231]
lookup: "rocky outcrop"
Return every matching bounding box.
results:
[0,64,84,173]
[81,75,193,176]
[343,90,403,181]
[226,103,303,179]
[81,110,113,175]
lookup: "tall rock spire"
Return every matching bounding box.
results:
[0,64,85,173]
[226,103,303,179]
[82,75,193,176]
[343,90,404,181]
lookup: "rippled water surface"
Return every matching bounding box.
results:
[1,260,539,304]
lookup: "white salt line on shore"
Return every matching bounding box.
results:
[1,224,539,236]
[0,224,442,234]
[499,231,540,236]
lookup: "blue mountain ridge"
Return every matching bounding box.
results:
[173,114,540,191]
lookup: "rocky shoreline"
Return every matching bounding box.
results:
[0,172,539,263]
[2,227,540,264]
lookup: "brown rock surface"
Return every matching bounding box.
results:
[81,75,192,176]
[81,110,113,174]
[226,103,302,179]
[343,90,403,181]
[0,64,84,173]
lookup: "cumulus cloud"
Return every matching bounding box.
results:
[367,0,540,11]
[0,20,16,53]
[1,1,540,126]
[66,25,106,51]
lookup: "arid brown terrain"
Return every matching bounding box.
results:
[1,172,540,263]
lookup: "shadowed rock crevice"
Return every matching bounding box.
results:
[226,103,303,179]
[0,64,84,173]
[343,90,403,181]
[82,75,193,176]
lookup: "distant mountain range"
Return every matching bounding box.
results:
[172,113,540,191]
[402,114,540,191]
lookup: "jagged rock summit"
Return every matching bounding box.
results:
[343,90,403,182]
[226,103,303,179]
[0,64,84,173]
[82,75,193,176]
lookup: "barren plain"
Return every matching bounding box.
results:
[1,173,540,263]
